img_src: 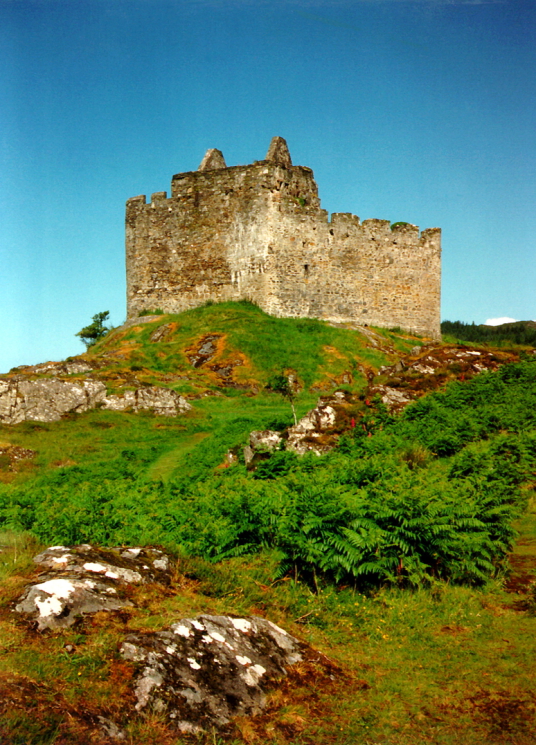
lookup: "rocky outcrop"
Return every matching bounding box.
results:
[0,378,107,424]
[10,358,96,376]
[14,544,320,736]
[286,400,338,455]
[371,344,519,412]
[149,322,175,343]
[102,386,191,416]
[243,393,349,463]
[121,614,303,732]
[372,385,413,410]
[32,359,95,376]
[15,544,172,630]
[243,429,283,466]
[0,378,191,424]
[187,334,222,367]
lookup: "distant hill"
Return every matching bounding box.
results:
[441,319,536,346]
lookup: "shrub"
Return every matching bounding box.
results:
[75,311,111,349]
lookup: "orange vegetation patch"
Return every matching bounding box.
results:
[437,686,536,741]
[185,334,258,388]
[104,342,141,361]
[184,333,224,367]
[230,647,360,744]
[106,328,129,342]
[167,321,180,335]
[323,345,347,361]
[0,672,133,745]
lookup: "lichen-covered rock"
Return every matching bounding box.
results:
[32,544,171,582]
[0,381,24,424]
[373,385,413,411]
[102,386,192,416]
[15,545,172,630]
[121,614,303,732]
[244,429,283,466]
[286,402,337,455]
[0,370,192,424]
[15,576,130,631]
[0,378,107,424]
[97,716,126,741]
[31,359,95,376]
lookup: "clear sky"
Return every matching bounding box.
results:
[1,0,535,372]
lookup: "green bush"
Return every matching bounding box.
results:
[75,311,111,349]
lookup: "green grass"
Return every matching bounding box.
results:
[93,300,397,393]
[147,431,211,482]
[0,531,41,583]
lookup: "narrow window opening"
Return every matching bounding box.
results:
[304,264,309,277]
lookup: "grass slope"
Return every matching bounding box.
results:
[0,302,418,494]
[91,301,406,395]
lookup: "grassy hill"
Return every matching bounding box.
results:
[1,302,536,744]
[0,301,421,491]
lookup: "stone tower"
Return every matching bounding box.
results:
[126,137,441,337]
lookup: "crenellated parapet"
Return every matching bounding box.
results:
[126,137,441,338]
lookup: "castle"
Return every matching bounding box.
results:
[126,137,441,338]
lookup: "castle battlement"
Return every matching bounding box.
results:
[126,137,441,337]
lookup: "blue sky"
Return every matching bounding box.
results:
[1,0,535,372]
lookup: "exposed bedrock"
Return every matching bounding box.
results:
[0,378,191,424]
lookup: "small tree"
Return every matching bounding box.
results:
[76,311,111,349]
[269,372,298,425]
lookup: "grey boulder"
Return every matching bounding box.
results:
[121,614,303,732]
[15,544,172,630]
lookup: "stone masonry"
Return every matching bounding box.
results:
[126,137,441,338]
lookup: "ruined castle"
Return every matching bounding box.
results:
[126,137,441,338]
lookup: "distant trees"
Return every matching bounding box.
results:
[442,320,536,347]
[76,311,111,349]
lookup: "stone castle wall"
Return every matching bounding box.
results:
[126,138,441,338]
